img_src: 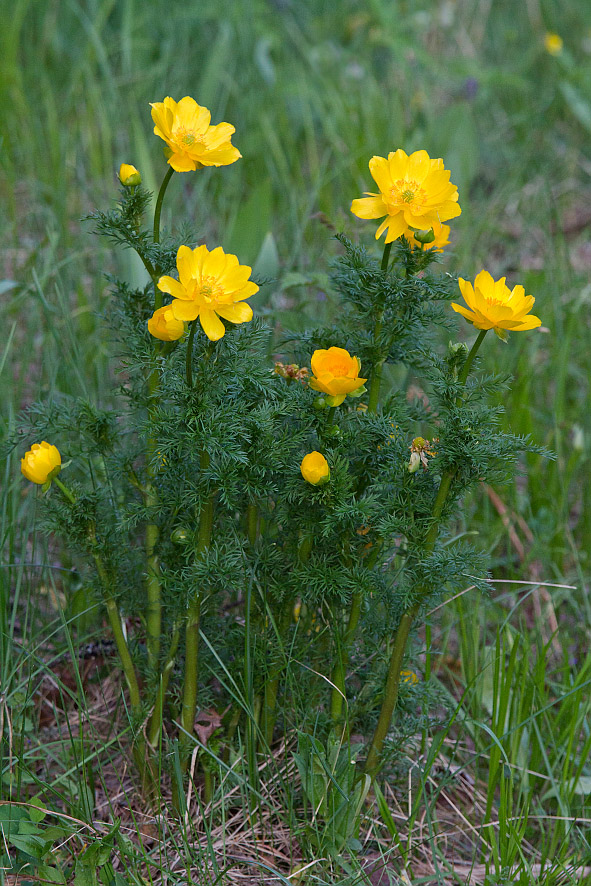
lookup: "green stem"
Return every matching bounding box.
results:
[367,243,393,413]
[247,502,258,547]
[153,167,174,246]
[365,328,489,776]
[145,367,162,669]
[262,533,312,746]
[54,482,141,714]
[186,319,198,387]
[147,626,181,748]
[180,451,214,764]
[153,166,174,308]
[53,476,76,504]
[458,329,488,386]
[87,527,141,713]
[330,589,363,728]
[364,609,416,775]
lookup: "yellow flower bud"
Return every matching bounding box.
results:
[147,306,186,342]
[544,32,563,55]
[119,163,142,187]
[21,442,61,485]
[300,451,330,486]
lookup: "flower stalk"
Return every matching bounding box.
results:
[367,241,393,413]
[365,329,488,776]
[180,450,214,767]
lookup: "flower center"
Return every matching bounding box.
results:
[327,357,352,376]
[175,126,203,149]
[387,178,427,212]
[197,275,224,305]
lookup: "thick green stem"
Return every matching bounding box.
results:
[153,166,174,245]
[247,502,258,547]
[147,626,180,748]
[365,328,489,775]
[180,451,214,764]
[365,609,416,775]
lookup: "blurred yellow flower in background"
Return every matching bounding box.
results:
[300,451,330,485]
[400,668,419,686]
[309,347,367,406]
[451,270,541,336]
[21,442,61,484]
[147,305,186,341]
[150,96,241,171]
[544,32,563,55]
[157,244,258,341]
[351,149,460,243]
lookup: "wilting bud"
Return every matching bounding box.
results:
[408,436,436,472]
[119,164,142,187]
[408,451,421,473]
[300,451,330,486]
[21,442,62,485]
[274,362,309,383]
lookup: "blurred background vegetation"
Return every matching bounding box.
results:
[1,0,591,878]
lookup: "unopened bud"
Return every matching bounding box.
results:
[119,164,142,187]
[172,527,191,545]
[412,228,435,244]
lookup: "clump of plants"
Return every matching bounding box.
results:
[15,96,544,813]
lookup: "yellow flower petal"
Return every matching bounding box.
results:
[215,302,253,323]
[199,308,226,341]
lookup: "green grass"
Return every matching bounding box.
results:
[2,0,591,882]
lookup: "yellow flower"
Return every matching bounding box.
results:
[21,442,61,485]
[309,347,367,407]
[544,32,563,55]
[351,149,461,243]
[147,305,186,342]
[402,224,450,252]
[150,96,241,172]
[119,163,141,187]
[300,451,330,486]
[451,270,541,336]
[157,244,258,341]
